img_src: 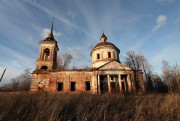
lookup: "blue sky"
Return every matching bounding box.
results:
[0,0,180,84]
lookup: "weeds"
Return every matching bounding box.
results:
[0,92,179,121]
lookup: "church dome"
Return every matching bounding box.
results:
[92,42,120,53]
[91,33,120,68]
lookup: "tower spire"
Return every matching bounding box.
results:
[48,17,54,37]
[100,33,107,42]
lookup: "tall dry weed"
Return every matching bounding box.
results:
[0,92,179,121]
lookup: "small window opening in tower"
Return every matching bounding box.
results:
[70,82,76,91]
[85,81,91,91]
[57,82,63,91]
[41,66,48,70]
[97,53,100,59]
[43,48,50,60]
[108,52,111,58]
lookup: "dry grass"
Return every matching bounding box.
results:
[0,92,179,121]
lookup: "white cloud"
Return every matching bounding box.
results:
[152,15,167,31]
[155,0,174,5]
[42,28,62,38]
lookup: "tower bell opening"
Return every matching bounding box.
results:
[43,48,50,60]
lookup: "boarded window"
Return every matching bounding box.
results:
[97,54,100,59]
[85,81,91,91]
[108,52,111,58]
[71,82,76,91]
[57,82,63,91]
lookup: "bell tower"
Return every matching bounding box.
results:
[35,19,59,71]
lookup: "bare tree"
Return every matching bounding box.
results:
[56,53,73,70]
[0,68,31,92]
[162,60,180,92]
[172,63,180,91]
[125,50,153,92]
[125,51,140,91]
[138,55,154,92]
[162,60,173,93]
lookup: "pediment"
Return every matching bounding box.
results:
[98,61,132,70]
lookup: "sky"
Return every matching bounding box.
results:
[0,0,180,85]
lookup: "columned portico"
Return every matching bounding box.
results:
[118,74,132,92]
[98,74,123,93]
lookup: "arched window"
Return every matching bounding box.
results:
[43,48,50,60]
[41,66,48,70]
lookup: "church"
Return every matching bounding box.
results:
[30,23,145,93]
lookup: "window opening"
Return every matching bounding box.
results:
[41,66,48,70]
[71,82,76,91]
[97,53,100,59]
[57,82,63,91]
[85,81,91,91]
[108,52,111,58]
[43,48,50,60]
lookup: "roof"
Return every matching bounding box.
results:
[40,37,59,50]
[91,42,120,54]
[42,36,56,42]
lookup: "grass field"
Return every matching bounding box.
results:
[0,92,179,121]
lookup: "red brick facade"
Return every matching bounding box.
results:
[30,31,145,93]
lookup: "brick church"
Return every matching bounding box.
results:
[30,23,145,93]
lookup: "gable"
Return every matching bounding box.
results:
[98,61,132,70]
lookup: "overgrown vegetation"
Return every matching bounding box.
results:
[0,93,179,121]
[0,68,31,92]
[125,50,180,93]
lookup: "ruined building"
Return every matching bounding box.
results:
[30,23,145,93]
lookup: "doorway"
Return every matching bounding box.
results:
[110,75,120,93]
[100,75,108,93]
